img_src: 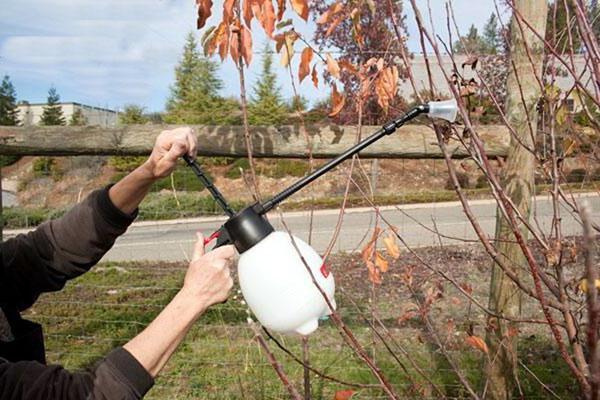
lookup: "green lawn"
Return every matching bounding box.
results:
[24,259,576,399]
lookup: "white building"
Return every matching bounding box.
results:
[401,54,594,112]
[16,102,118,127]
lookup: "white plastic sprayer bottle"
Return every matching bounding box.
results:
[223,207,336,335]
[238,231,336,335]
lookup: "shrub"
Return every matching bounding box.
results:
[137,192,247,220]
[202,157,236,166]
[108,156,146,172]
[2,207,67,229]
[267,160,309,179]
[0,155,21,168]
[151,168,213,192]
[566,168,587,183]
[32,157,63,180]
[445,172,470,190]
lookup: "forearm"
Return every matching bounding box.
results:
[109,163,156,215]
[123,289,206,378]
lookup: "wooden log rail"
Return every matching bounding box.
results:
[0,124,510,158]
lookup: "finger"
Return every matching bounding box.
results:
[163,139,188,163]
[187,129,198,158]
[212,259,227,271]
[192,232,205,262]
[209,244,236,260]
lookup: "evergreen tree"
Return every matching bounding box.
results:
[483,13,501,54]
[546,1,581,52]
[165,32,239,125]
[248,43,288,125]
[0,75,19,126]
[454,25,489,54]
[40,87,65,126]
[69,108,87,126]
[119,104,148,124]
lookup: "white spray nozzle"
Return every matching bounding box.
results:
[427,99,458,123]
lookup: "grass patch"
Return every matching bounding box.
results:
[24,259,575,399]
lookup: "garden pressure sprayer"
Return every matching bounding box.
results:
[182,99,458,335]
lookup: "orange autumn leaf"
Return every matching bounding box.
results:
[242,0,254,27]
[205,22,227,56]
[276,0,286,21]
[317,1,344,24]
[334,390,355,400]
[196,0,213,29]
[258,0,275,38]
[374,251,389,273]
[291,0,309,21]
[325,14,345,37]
[223,0,235,24]
[274,33,286,52]
[241,25,253,65]
[329,84,345,117]
[326,53,341,79]
[230,30,240,64]
[311,65,319,88]
[338,59,358,75]
[360,227,381,264]
[375,66,398,112]
[366,261,382,285]
[465,335,489,354]
[361,240,375,265]
[218,28,230,61]
[383,233,400,259]
[298,47,313,83]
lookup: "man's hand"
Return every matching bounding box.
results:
[182,233,236,312]
[109,127,198,215]
[143,127,198,179]
[123,233,236,379]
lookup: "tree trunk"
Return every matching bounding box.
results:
[485,1,547,399]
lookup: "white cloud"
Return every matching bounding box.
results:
[0,0,501,111]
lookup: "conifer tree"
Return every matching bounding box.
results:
[165,32,239,125]
[483,13,501,54]
[69,108,87,126]
[248,43,288,125]
[119,105,148,124]
[40,87,65,126]
[0,75,19,126]
[454,25,489,54]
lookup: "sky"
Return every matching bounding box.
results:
[0,0,503,112]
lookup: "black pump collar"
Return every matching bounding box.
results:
[223,204,274,253]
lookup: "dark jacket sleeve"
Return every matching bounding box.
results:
[0,347,154,400]
[0,186,136,311]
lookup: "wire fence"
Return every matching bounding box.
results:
[22,253,569,400]
[4,154,599,398]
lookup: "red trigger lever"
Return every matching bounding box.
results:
[203,230,221,246]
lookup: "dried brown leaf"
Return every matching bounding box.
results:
[291,0,309,21]
[298,47,313,83]
[311,65,319,88]
[465,335,488,354]
[326,53,341,79]
[241,25,253,65]
[383,233,400,259]
[197,0,213,29]
[374,251,389,273]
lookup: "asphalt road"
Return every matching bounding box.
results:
[88,192,598,262]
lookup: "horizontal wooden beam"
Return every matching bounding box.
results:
[0,124,510,159]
